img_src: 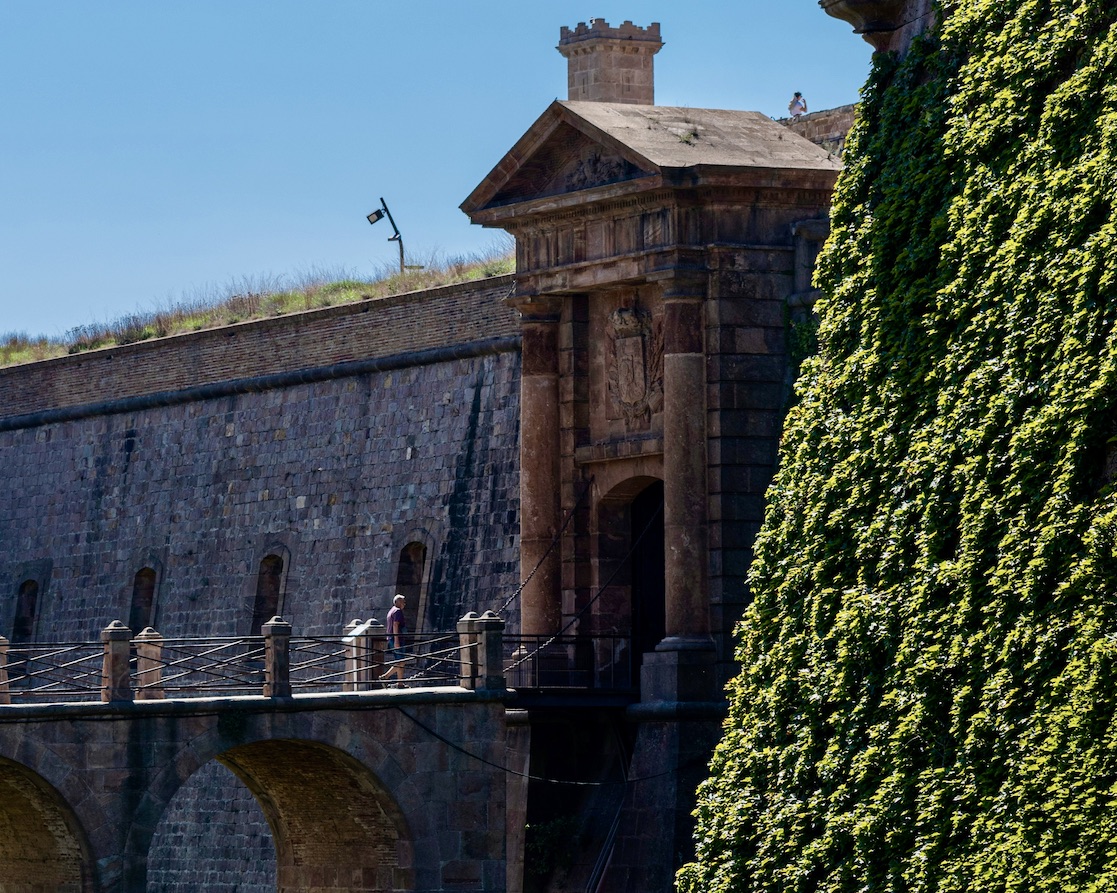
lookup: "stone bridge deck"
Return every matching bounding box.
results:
[0,614,536,893]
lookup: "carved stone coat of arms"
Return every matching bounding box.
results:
[606,306,663,429]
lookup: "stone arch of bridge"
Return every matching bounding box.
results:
[126,714,427,893]
[0,754,99,893]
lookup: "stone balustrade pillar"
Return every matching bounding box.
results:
[0,635,8,706]
[476,611,506,692]
[515,297,564,637]
[101,621,132,703]
[262,616,292,698]
[458,612,480,689]
[343,618,383,691]
[457,612,507,691]
[134,627,165,700]
[660,280,713,649]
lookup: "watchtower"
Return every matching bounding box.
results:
[557,19,663,105]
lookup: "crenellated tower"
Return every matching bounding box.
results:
[557,19,663,105]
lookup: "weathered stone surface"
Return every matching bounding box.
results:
[0,694,511,893]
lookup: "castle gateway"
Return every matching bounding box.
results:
[0,18,848,893]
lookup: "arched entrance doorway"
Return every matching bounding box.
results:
[595,477,666,680]
[630,480,666,664]
[0,756,93,892]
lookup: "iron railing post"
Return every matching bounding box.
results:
[134,627,165,700]
[262,616,292,698]
[101,621,133,703]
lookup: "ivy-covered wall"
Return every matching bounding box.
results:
[679,2,1117,891]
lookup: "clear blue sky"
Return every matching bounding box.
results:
[0,1,872,339]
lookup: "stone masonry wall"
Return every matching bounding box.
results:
[780,104,858,157]
[0,348,521,643]
[0,278,522,893]
[0,276,522,645]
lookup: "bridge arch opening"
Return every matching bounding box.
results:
[0,756,94,893]
[146,738,413,893]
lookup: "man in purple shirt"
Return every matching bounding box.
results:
[383,593,407,685]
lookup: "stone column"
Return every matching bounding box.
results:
[134,627,165,700]
[515,297,564,637]
[262,616,292,698]
[100,621,132,703]
[660,278,712,648]
[476,611,506,692]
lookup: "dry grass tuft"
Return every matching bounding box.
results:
[0,242,514,369]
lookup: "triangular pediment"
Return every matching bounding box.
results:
[487,121,651,208]
[462,100,842,223]
[461,101,658,218]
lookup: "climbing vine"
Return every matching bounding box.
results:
[678,2,1117,891]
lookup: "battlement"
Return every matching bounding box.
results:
[780,103,858,157]
[557,19,663,105]
[558,19,662,45]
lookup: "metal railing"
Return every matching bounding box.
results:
[0,612,507,705]
[0,619,635,705]
[503,634,634,692]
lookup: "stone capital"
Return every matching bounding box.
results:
[818,0,908,50]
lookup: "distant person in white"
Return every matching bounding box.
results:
[788,92,808,117]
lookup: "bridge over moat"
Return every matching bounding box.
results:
[0,615,583,893]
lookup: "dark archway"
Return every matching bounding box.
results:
[12,579,39,644]
[128,568,157,635]
[0,756,95,892]
[250,555,284,635]
[595,477,665,677]
[222,740,412,893]
[395,542,427,634]
[630,480,666,662]
[146,761,275,893]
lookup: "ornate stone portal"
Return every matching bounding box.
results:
[464,94,840,891]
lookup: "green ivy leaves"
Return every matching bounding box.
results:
[679,3,1117,892]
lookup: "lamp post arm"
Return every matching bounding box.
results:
[380,197,405,274]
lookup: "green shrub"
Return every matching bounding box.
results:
[680,2,1117,891]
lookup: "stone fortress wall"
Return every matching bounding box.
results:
[780,103,858,157]
[0,275,522,643]
[0,275,523,892]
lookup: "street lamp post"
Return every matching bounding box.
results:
[366,197,404,275]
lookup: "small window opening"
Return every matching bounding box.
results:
[129,568,157,634]
[12,580,39,644]
[251,555,284,635]
[394,542,427,633]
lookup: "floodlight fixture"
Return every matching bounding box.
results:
[366,197,404,274]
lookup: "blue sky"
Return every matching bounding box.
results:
[0,2,872,338]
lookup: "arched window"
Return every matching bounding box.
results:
[251,555,285,635]
[12,580,39,644]
[394,542,427,633]
[129,568,157,634]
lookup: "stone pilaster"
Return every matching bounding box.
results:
[659,279,713,650]
[514,297,564,636]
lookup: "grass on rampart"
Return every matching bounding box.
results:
[0,245,514,369]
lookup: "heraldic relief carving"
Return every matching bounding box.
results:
[563,147,641,192]
[606,305,663,429]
